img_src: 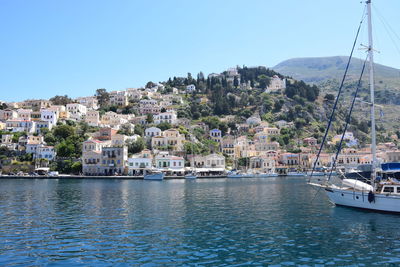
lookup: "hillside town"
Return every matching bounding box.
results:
[0,66,398,177]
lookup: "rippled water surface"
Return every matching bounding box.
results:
[1,177,400,266]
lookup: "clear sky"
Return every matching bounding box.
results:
[1,0,399,102]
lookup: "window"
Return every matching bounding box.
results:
[383,187,394,193]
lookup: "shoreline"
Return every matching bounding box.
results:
[0,175,228,180]
[0,174,318,179]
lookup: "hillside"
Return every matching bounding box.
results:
[272,56,400,132]
[272,56,400,84]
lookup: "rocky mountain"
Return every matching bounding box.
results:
[273,56,400,84]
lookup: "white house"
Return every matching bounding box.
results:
[127,152,153,175]
[66,103,87,121]
[40,109,58,126]
[17,109,32,120]
[140,99,158,106]
[109,91,128,107]
[35,145,56,161]
[154,111,177,125]
[186,84,196,92]
[0,109,18,121]
[209,129,222,143]
[111,134,137,147]
[126,88,142,101]
[76,96,99,110]
[85,110,100,126]
[266,75,286,92]
[145,127,162,139]
[249,156,276,173]
[1,134,13,145]
[6,119,36,133]
[35,120,52,134]
[191,154,226,170]
[100,111,128,129]
[139,99,161,115]
[155,152,184,174]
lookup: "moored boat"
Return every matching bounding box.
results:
[287,172,306,177]
[184,172,198,179]
[227,170,253,178]
[144,170,164,180]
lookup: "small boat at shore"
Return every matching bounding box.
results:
[184,172,198,179]
[256,172,278,178]
[227,170,253,178]
[287,172,306,177]
[144,170,164,180]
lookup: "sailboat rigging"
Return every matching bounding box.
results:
[310,0,400,213]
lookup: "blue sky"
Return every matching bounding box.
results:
[1,0,399,101]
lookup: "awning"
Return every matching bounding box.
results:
[156,168,185,172]
[192,168,225,172]
[35,167,50,172]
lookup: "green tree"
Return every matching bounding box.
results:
[273,99,284,112]
[71,161,82,174]
[233,76,239,87]
[134,124,144,136]
[127,138,145,154]
[50,95,73,105]
[117,124,134,136]
[53,124,75,140]
[184,142,202,155]
[95,88,110,107]
[146,81,156,88]
[238,157,250,167]
[56,141,75,157]
[12,132,26,143]
[146,114,154,124]
[44,132,57,145]
[158,122,172,131]
[257,74,271,89]
[324,93,335,102]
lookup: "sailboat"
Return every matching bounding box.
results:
[311,0,400,213]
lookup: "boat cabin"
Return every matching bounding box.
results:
[379,184,400,195]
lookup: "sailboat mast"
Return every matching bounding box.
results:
[367,0,377,185]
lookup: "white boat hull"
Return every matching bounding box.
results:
[325,187,400,213]
[144,173,164,180]
[257,173,278,178]
[185,175,197,179]
[287,172,306,177]
[227,174,254,178]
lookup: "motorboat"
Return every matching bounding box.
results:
[144,170,164,180]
